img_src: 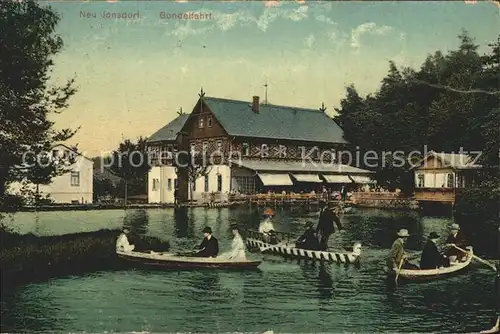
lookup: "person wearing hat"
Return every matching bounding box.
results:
[219,224,247,260]
[259,208,276,242]
[387,229,417,272]
[116,227,135,252]
[194,226,219,257]
[420,232,449,270]
[295,221,320,250]
[445,223,469,261]
[315,200,343,251]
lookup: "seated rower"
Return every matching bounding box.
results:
[194,226,219,258]
[444,223,468,262]
[116,228,135,252]
[295,222,320,250]
[387,229,419,272]
[420,232,449,269]
[219,224,247,260]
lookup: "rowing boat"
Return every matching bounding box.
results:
[395,246,473,281]
[116,250,262,270]
[245,230,361,265]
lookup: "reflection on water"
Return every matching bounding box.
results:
[2,207,498,333]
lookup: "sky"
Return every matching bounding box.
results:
[43,0,500,157]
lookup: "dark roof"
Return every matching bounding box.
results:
[204,97,347,144]
[146,114,189,143]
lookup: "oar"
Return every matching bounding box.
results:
[452,245,497,271]
[394,256,405,286]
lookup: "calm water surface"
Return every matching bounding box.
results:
[1,207,497,333]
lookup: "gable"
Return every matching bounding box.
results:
[180,99,228,139]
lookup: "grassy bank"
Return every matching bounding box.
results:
[0,229,170,294]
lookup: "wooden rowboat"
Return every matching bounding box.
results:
[116,250,262,270]
[245,230,361,265]
[395,246,474,281]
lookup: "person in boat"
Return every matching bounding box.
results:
[316,200,343,251]
[420,232,450,269]
[295,221,320,250]
[194,226,219,258]
[444,223,469,261]
[387,229,418,272]
[219,224,247,260]
[116,228,135,252]
[259,208,277,243]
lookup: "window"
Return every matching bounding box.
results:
[192,179,196,191]
[152,178,159,191]
[242,143,250,156]
[204,175,209,192]
[52,149,58,158]
[298,146,305,158]
[417,174,424,188]
[190,143,196,153]
[217,174,222,192]
[70,171,80,186]
[173,144,178,152]
[233,176,256,194]
[216,140,222,151]
[446,173,454,188]
[278,145,287,158]
[167,178,172,191]
[203,141,208,154]
[199,116,204,128]
[63,149,70,159]
[207,116,212,127]
[261,144,269,157]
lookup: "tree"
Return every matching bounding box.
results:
[108,137,151,205]
[174,151,212,202]
[0,0,78,210]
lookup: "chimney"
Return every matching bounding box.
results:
[252,96,260,113]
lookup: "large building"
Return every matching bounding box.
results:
[146,91,373,204]
[8,144,94,204]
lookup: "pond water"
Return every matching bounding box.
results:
[1,207,498,333]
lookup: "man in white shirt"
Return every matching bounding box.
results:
[116,228,135,252]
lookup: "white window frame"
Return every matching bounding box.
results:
[242,142,250,156]
[70,171,80,187]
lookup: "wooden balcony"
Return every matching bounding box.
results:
[414,188,462,204]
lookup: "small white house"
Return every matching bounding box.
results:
[148,165,178,203]
[8,144,94,204]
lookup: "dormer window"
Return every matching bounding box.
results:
[199,116,204,128]
[207,116,212,127]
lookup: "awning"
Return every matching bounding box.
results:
[291,174,322,183]
[257,173,293,186]
[349,175,373,184]
[322,174,352,183]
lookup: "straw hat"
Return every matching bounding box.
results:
[397,229,410,237]
[263,208,275,216]
[451,223,460,231]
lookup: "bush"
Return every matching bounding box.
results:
[0,229,170,292]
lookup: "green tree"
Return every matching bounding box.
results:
[0,0,78,210]
[108,137,151,205]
